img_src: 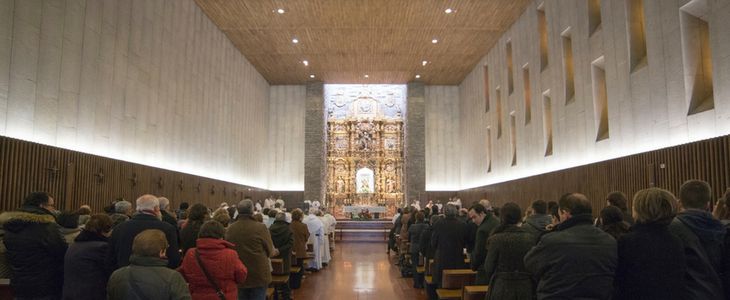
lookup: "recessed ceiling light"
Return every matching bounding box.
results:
[309,74,315,78]
[445,8,453,14]
[364,74,369,78]
[432,39,438,44]
[292,38,299,44]
[415,74,421,79]
[422,60,428,66]
[302,60,309,66]
[277,8,285,14]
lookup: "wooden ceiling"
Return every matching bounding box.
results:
[194,0,532,85]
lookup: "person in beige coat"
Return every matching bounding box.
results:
[226,199,278,300]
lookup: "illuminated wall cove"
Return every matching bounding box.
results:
[458,0,730,190]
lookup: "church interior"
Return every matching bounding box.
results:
[1,0,730,299]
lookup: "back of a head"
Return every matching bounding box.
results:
[213,209,231,226]
[292,209,303,221]
[559,193,592,215]
[606,191,629,211]
[268,209,278,218]
[132,229,168,257]
[470,203,487,215]
[135,194,159,212]
[415,212,425,223]
[308,207,318,215]
[84,214,113,235]
[115,200,132,214]
[600,206,624,225]
[263,208,271,216]
[198,220,226,239]
[633,187,678,226]
[531,200,548,214]
[403,207,410,214]
[479,199,492,211]
[253,214,264,223]
[444,204,458,218]
[680,179,712,209]
[180,202,190,210]
[57,212,80,229]
[237,199,254,215]
[500,202,522,225]
[77,205,92,215]
[431,205,439,215]
[158,197,170,210]
[275,212,287,222]
[188,204,209,222]
[23,191,51,207]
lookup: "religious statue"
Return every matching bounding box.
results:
[386,176,396,193]
[336,176,345,194]
[359,178,371,193]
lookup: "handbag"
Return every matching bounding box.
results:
[194,249,227,300]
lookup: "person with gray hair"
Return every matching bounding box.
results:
[109,194,181,269]
[226,198,278,299]
[431,204,470,288]
[110,200,132,227]
[157,196,178,228]
[269,211,294,300]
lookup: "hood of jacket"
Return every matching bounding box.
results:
[0,206,56,233]
[195,237,235,251]
[677,209,726,244]
[525,214,552,230]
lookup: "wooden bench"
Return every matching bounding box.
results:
[266,287,274,300]
[270,274,290,286]
[290,266,302,273]
[416,266,425,274]
[441,269,476,289]
[462,285,489,300]
[271,258,285,275]
[436,288,462,300]
[425,275,433,285]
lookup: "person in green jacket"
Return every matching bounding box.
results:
[107,229,191,300]
[468,202,500,284]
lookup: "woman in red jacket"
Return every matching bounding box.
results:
[179,220,248,300]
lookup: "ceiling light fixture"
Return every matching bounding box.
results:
[422,60,428,66]
[309,74,315,78]
[364,74,369,78]
[432,39,438,44]
[415,74,421,79]
[445,8,453,14]
[292,38,299,44]
[302,60,309,66]
[277,8,285,14]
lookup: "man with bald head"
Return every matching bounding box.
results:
[109,194,181,268]
[524,193,617,299]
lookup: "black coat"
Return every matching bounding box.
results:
[109,213,181,269]
[0,206,68,298]
[668,210,727,299]
[484,225,536,300]
[62,231,113,300]
[408,222,428,253]
[524,214,617,300]
[269,220,294,274]
[431,216,469,287]
[179,220,203,256]
[471,213,500,284]
[614,223,686,300]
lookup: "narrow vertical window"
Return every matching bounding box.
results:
[510,112,517,166]
[538,3,549,71]
[496,86,503,138]
[680,0,714,115]
[543,91,553,156]
[592,56,609,141]
[486,127,492,172]
[506,41,515,95]
[523,64,532,124]
[589,0,602,36]
[483,65,490,112]
[562,28,575,104]
[627,0,648,72]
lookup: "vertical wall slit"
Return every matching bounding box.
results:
[486,127,492,172]
[496,86,503,138]
[627,0,648,72]
[589,0,602,36]
[538,2,549,71]
[506,41,514,95]
[592,56,609,141]
[510,112,517,166]
[523,64,532,124]
[562,28,575,104]
[483,65,490,112]
[680,0,714,115]
[543,90,553,156]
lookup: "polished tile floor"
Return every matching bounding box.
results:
[293,241,428,300]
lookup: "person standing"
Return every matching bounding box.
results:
[468,203,500,284]
[269,212,294,300]
[303,208,325,271]
[431,205,469,288]
[63,214,114,300]
[0,191,67,299]
[289,209,310,289]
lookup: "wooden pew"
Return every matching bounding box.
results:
[266,287,274,300]
[436,288,461,300]
[462,285,489,300]
[441,269,476,289]
[271,258,286,275]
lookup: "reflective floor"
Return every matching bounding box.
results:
[293,241,428,300]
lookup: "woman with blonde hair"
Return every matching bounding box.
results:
[613,188,686,300]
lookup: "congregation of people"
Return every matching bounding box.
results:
[392,179,730,300]
[0,193,337,300]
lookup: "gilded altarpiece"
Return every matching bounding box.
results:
[324,85,407,218]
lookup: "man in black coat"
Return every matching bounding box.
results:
[270,212,294,300]
[431,205,469,288]
[468,203,500,284]
[109,194,181,269]
[0,191,68,299]
[524,193,617,300]
[668,180,727,300]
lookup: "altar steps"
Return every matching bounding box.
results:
[335,220,393,242]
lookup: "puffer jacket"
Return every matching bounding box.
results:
[108,255,191,300]
[178,238,247,300]
[0,206,67,298]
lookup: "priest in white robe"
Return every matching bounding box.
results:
[316,211,332,265]
[322,209,337,250]
[303,208,325,270]
[264,197,275,209]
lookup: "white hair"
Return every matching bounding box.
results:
[158,197,170,210]
[136,194,160,212]
[115,200,132,214]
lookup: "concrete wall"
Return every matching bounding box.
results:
[425,85,460,190]
[268,85,306,190]
[459,0,730,189]
[0,0,271,188]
